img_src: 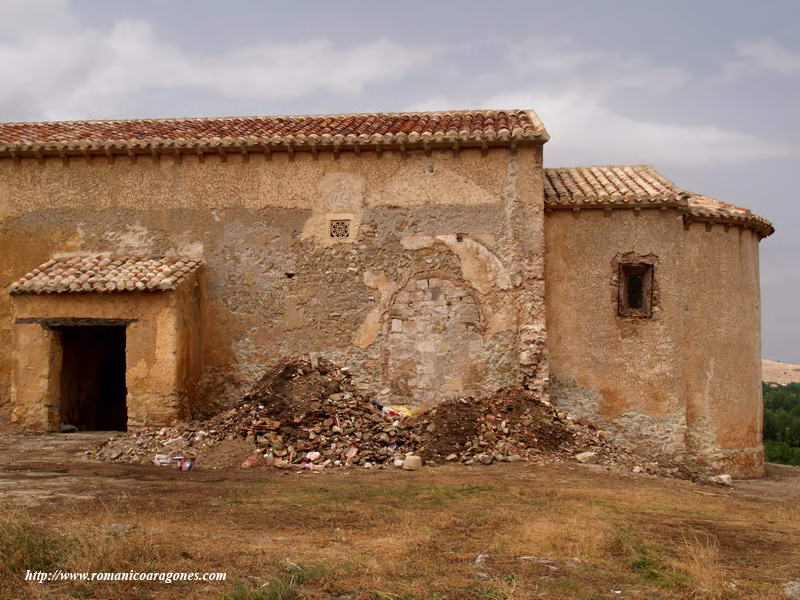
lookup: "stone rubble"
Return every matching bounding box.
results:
[402,455,423,470]
[783,581,800,600]
[574,451,599,464]
[88,358,686,477]
[709,473,734,487]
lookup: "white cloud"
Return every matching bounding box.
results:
[508,37,597,74]
[604,59,689,91]
[2,7,795,170]
[506,36,690,92]
[724,38,800,78]
[0,9,436,121]
[0,0,73,36]
[409,89,798,167]
[522,91,798,167]
[408,36,796,168]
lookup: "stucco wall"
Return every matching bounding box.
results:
[0,146,546,420]
[545,209,688,460]
[681,223,764,476]
[545,208,764,477]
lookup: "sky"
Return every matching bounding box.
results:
[1,0,799,361]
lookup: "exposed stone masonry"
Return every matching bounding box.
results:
[383,275,485,406]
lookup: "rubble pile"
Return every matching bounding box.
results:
[91,359,416,468]
[238,359,416,467]
[90,358,654,473]
[409,387,620,466]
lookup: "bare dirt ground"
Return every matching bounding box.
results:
[1,432,799,600]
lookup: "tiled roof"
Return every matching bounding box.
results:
[544,166,685,205]
[544,165,774,237]
[8,255,202,295]
[0,110,548,157]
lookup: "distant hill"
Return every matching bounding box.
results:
[763,358,800,385]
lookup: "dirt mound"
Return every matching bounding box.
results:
[411,387,581,463]
[90,358,645,472]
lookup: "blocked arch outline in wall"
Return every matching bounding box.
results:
[378,269,487,405]
[380,269,487,336]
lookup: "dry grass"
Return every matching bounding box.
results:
[0,508,179,600]
[677,533,727,600]
[503,502,614,559]
[1,464,799,599]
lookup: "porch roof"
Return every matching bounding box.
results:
[8,254,202,294]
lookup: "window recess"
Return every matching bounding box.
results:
[618,262,654,318]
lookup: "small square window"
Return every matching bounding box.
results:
[618,263,654,318]
[329,219,351,239]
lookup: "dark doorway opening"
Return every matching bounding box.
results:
[58,325,127,431]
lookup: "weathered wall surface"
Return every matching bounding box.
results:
[681,224,764,476]
[0,146,546,420]
[545,210,688,461]
[380,273,492,406]
[545,209,764,477]
[2,143,764,475]
[10,323,61,431]
[10,287,196,429]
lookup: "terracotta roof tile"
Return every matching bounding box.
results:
[544,165,774,237]
[0,110,548,157]
[544,165,686,205]
[8,255,202,295]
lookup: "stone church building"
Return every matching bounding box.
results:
[0,110,773,476]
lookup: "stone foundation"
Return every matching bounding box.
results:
[550,376,687,463]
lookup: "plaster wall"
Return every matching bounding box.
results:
[10,323,61,431]
[0,146,547,420]
[545,209,688,461]
[545,208,764,476]
[681,223,764,476]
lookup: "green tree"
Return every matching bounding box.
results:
[762,382,800,465]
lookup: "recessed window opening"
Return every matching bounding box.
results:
[619,263,654,318]
[57,325,127,431]
[627,274,644,309]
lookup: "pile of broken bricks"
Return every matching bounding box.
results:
[90,357,685,477]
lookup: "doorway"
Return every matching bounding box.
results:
[58,325,127,431]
